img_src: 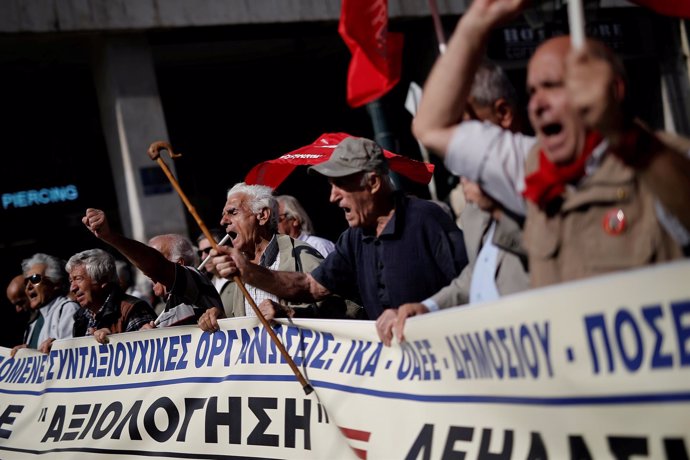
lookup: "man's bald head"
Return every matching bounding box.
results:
[6,275,30,313]
[149,234,198,267]
[526,35,622,165]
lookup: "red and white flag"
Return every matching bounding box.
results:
[338,426,372,459]
[338,0,404,108]
[630,0,690,19]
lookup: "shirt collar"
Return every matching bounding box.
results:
[361,192,406,242]
[259,235,279,267]
[584,138,610,176]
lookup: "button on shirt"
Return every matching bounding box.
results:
[312,194,468,319]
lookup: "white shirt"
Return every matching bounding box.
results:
[30,295,80,345]
[446,120,536,217]
[297,233,336,257]
[469,221,501,304]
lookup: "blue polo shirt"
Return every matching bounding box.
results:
[312,194,468,319]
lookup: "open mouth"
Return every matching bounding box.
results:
[542,123,563,137]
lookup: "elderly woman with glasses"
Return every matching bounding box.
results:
[11,253,80,356]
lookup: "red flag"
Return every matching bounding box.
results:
[244,133,434,189]
[338,0,404,108]
[630,0,690,18]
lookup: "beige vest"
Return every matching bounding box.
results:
[523,141,684,288]
[223,234,324,318]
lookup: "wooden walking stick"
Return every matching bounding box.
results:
[147,141,314,395]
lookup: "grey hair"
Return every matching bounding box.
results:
[360,171,396,191]
[470,59,517,109]
[227,182,279,233]
[153,234,199,267]
[21,253,66,287]
[277,195,314,235]
[66,249,117,284]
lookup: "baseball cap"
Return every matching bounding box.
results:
[308,137,389,178]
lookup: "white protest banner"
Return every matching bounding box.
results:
[0,260,689,459]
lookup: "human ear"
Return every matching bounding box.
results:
[494,98,514,130]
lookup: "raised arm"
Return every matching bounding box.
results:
[567,47,690,232]
[82,208,176,288]
[412,0,527,157]
[215,247,332,303]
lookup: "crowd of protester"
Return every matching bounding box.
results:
[4,0,690,355]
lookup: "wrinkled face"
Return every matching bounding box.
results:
[220,193,260,252]
[328,173,375,229]
[527,42,585,165]
[24,264,59,310]
[69,265,107,311]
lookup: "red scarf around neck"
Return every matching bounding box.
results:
[523,131,604,209]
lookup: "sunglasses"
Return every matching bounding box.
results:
[197,248,212,257]
[24,273,43,286]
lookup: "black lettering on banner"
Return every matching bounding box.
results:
[112,401,143,440]
[525,432,547,460]
[176,398,206,442]
[284,398,311,450]
[205,396,241,444]
[405,423,434,460]
[477,428,513,459]
[441,426,473,460]
[0,405,23,439]
[60,404,90,441]
[92,402,122,439]
[664,438,690,460]
[78,403,101,440]
[144,397,179,442]
[247,397,278,447]
[608,436,647,460]
[569,435,593,460]
[42,406,66,442]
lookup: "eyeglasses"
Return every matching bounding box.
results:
[197,247,212,257]
[24,274,43,286]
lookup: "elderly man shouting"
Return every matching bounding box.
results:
[199,137,468,337]
[197,183,332,324]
